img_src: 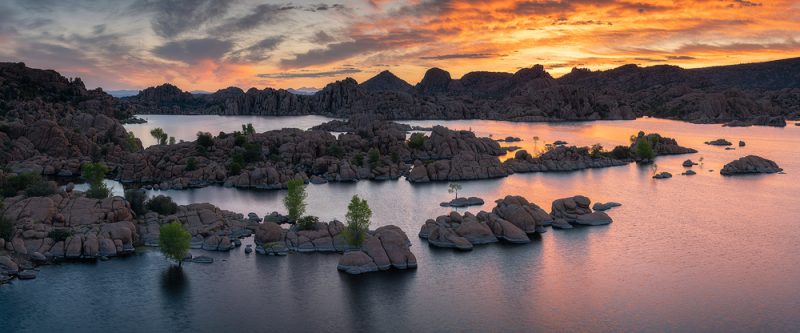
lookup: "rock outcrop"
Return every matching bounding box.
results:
[720,155,783,175]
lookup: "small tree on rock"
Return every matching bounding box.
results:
[283,178,307,223]
[150,128,168,145]
[635,138,655,161]
[82,162,110,199]
[344,195,372,247]
[448,182,463,200]
[159,221,191,267]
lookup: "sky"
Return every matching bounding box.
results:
[1,0,799,92]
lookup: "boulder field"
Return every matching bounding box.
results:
[252,221,417,275]
[419,195,613,250]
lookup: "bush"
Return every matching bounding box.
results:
[610,146,632,160]
[407,133,427,149]
[0,216,13,241]
[326,144,345,158]
[243,143,262,162]
[233,132,246,146]
[353,153,364,167]
[344,195,372,247]
[25,180,56,197]
[635,138,655,160]
[2,173,42,197]
[125,189,147,215]
[368,148,381,169]
[82,162,110,199]
[589,144,604,158]
[146,195,178,215]
[228,162,243,176]
[185,157,197,171]
[297,215,319,231]
[242,123,256,135]
[196,131,214,149]
[47,229,72,242]
[283,178,307,222]
[159,221,191,266]
[217,131,228,139]
[125,131,139,152]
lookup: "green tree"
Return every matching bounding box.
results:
[159,221,191,267]
[185,157,197,171]
[82,162,110,199]
[283,178,307,223]
[589,144,604,158]
[344,195,372,247]
[146,195,178,215]
[125,131,140,152]
[150,128,168,145]
[407,133,427,149]
[242,123,256,135]
[368,148,381,169]
[196,131,214,150]
[169,136,176,145]
[635,138,655,160]
[448,182,462,199]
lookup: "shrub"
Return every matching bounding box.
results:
[125,189,147,215]
[589,144,604,158]
[0,216,13,241]
[233,132,246,146]
[217,131,228,139]
[169,136,176,145]
[25,180,56,197]
[368,148,381,169]
[635,138,655,160]
[353,153,364,167]
[407,133,427,149]
[185,157,197,171]
[297,215,319,231]
[146,195,178,215]
[2,173,42,197]
[610,146,632,160]
[125,131,139,152]
[344,195,372,247]
[326,144,345,158]
[196,131,214,149]
[159,221,191,266]
[228,162,243,176]
[47,229,72,242]
[283,178,307,222]
[243,143,262,162]
[82,162,110,199]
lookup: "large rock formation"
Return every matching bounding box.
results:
[720,155,783,175]
[124,58,800,126]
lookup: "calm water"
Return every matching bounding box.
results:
[2,117,800,332]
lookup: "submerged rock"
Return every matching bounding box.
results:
[682,159,697,167]
[439,197,484,208]
[720,155,783,175]
[192,255,214,263]
[705,139,732,146]
[575,212,613,226]
[682,170,697,176]
[653,172,673,179]
[592,202,621,211]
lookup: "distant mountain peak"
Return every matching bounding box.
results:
[360,70,413,92]
[417,67,452,94]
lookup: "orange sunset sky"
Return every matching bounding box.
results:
[1,0,799,91]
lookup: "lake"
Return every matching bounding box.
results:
[2,116,799,332]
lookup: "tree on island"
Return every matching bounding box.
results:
[448,182,463,199]
[82,162,110,199]
[635,138,655,161]
[283,177,307,224]
[344,195,372,247]
[150,128,168,145]
[159,221,191,267]
[196,131,214,150]
[242,123,256,135]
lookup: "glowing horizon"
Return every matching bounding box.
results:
[1,0,799,92]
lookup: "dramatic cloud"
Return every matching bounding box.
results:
[152,38,234,63]
[420,53,495,60]
[257,68,362,79]
[2,0,799,91]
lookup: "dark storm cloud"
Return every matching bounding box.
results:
[257,68,362,79]
[133,0,231,38]
[211,4,296,36]
[666,55,697,60]
[228,36,285,63]
[152,38,234,63]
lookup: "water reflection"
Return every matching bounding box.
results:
[160,265,189,296]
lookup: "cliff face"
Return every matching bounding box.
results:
[0,62,140,175]
[122,58,800,126]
